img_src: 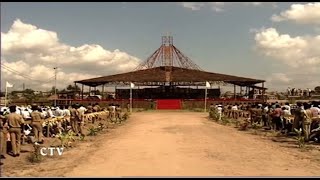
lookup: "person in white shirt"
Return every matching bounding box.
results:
[63,106,71,117]
[281,107,291,116]
[283,102,291,115]
[47,108,55,118]
[308,88,312,97]
[110,104,116,119]
[76,104,86,137]
[54,107,60,116]
[217,105,223,120]
[231,104,238,111]
[310,102,320,117]
[1,107,9,115]
[54,107,64,117]
[79,105,87,113]
[21,108,32,120]
[41,108,48,118]
[27,106,32,114]
[15,107,21,115]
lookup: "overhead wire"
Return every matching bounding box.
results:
[1,63,56,85]
[1,63,35,80]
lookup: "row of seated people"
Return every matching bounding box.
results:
[0,103,126,160]
[209,101,320,142]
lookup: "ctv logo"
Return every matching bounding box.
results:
[40,147,64,156]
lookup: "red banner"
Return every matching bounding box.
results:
[156,99,181,110]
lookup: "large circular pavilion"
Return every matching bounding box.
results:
[74,36,266,109]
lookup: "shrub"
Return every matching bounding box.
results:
[27,143,43,163]
[122,112,129,121]
[193,108,204,112]
[294,128,305,149]
[149,102,155,110]
[97,123,105,131]
[239,118,250,131]
[79,135,85,141]
[221,116,231,125]
[209,109,219,121]
[251,122,260,130]
[87,126,99,136]
[56,130,76,148]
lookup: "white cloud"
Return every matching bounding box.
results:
[180,2,276,12]
[181,2,205,11]
[1,19,141,91]
[255,28,320,68]
[1,60,97,90]
[315,27,320,34]
[271,3,320,25]
[266,73,291,84]
[265,71,319,91]
[254,28,320,90]
[256,3,320,90]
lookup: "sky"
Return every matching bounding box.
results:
[1,2,320,92]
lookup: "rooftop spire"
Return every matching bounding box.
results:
[134,36,202,71]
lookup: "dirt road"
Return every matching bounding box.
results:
[4,111,320,177]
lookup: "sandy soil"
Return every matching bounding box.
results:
[2,111,320,177]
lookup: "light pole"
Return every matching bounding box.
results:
[54,67,57,107]
[204,87,208,112]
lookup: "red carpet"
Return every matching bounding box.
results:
[156,99,181,110]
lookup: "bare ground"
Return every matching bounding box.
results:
[2,111,320,177]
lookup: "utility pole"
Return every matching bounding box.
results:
[54,67,57,107]
[23,83,25,91]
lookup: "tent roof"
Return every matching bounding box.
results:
[75,66,265,87]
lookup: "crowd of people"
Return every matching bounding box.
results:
[0,102,124,165]
[287,87,313,97]
[211,101,320,141]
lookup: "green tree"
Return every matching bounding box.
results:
[60,89,67,93]
[10,91,19,100]
[38,91,44,97]
[315,86,320,93]
[50,86,59,94]
[23,88,37,103]
[66,84,80,91]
